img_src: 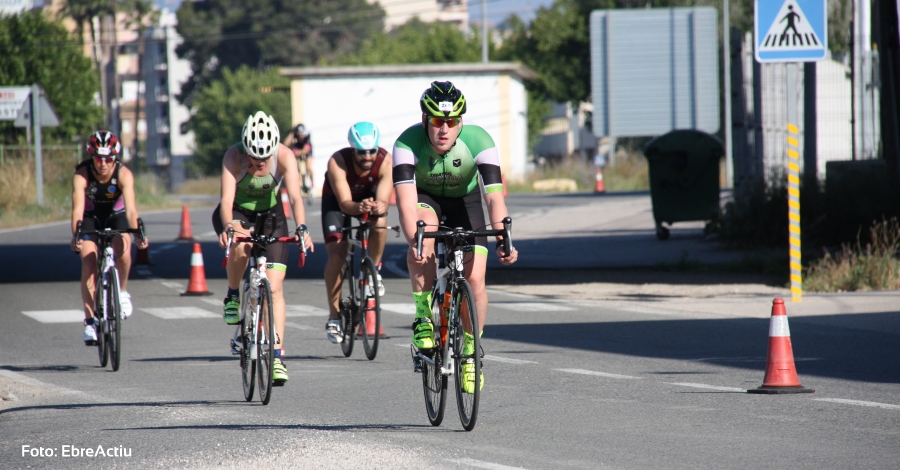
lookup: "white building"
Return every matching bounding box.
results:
[280,62,535,189]
[372,0,468,31]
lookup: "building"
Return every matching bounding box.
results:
[373,0,467,31]
[280,62,535,190]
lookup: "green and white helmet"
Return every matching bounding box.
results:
[419,81,466,117]
[241,111,280,160]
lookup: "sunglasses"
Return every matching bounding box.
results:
[427,117,461,128]
[355,149,377,156]
[93,156,115,164]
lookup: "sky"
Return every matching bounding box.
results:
[153,0,556,27]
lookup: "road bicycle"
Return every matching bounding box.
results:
[75,218,146,372]
[410,216,512,431]
[298,157,314,205]
[338,213,399,360]
[225,211,308,405]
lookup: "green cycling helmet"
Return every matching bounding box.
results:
[420,81,466,117]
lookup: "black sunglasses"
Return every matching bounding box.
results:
[355,149,377,156]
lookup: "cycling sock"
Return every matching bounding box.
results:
[84,318,95,326]
[463,331,483,356]
[413,291,432,319]
[227,287,239,298]
[274,348,285,358]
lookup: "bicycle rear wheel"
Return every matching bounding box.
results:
[422,285,447,425]
[107,269,122,372]
[340,258,356,357]
[453,280,480,431]
[240,280,255,402]
[256,279,275,405]
[360,257,381,360]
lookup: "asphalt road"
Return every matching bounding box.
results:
[1,193,899,469]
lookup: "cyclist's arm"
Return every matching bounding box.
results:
[277,144,313,251]
[372,150,393,217]
[392,141,420,246]
[119,166,149,248]
[219,145,241,234]
[71,169,88,250]
[327,152,367,216]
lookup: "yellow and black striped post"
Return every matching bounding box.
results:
[786,123,802,302]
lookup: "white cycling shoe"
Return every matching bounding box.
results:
[377,273,385,297]
[120,291,133,319]
[326,319,343,344]
[83,324,97,344]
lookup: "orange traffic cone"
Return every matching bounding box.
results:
[748,298,814,394]
[357,298,388,338]
[176,205,194,241]
[135,247,151,265]
[594,168,605,193]
[280,187,292,218]
[181,242,213,296]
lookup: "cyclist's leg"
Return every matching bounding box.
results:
[213,206,251,323]
[462,253,488,336]
[78,240,100,321]
[408,196,440,349]
[322,195,348,320]
[306,156,314,189]
[266,266,288,352]
[368,213,388,266]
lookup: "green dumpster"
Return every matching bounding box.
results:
[643,130,724,240]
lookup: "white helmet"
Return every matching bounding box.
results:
[241,111,280,160]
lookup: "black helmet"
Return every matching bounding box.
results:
[419,81,466,117]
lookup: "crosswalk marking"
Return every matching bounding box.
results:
[556,368,641,379]
[813,398,900,411]
[493,302,575,312]
[484,355,537,365]
[141,307,218,319]
[22,310,85,323]
[381,303,416,314]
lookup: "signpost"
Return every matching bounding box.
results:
[755,0,827,302]
[0,84,60,207]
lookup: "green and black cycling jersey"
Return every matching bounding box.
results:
[391,123,503,198]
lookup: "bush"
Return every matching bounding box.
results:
[805,217,900,292]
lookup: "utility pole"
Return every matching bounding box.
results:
[481,0,488,63]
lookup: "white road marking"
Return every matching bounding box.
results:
[483,355,537,364]
[285,321,315,331]
[141,307,218,319]
[22,310,84,323]
[445,458,526,470]
[813,398,900,410]
[669,382,747,392]
[381,303,416,314]
[200,298,221,306]
[556,368,641,379]
[692,357,823,362]
[286,304,328,317]
[0,369,93,400]
[486,289,539,300]
[161,281,183,290]
[492,302,575,312]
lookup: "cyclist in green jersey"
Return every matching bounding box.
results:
[214,111,315,385]
[392,81,519,393]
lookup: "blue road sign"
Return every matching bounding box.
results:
[755,0,827,62]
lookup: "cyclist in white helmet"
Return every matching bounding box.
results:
[321,121,393,343]
[213,110,315,386]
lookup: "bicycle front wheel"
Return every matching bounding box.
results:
[453,280,480,431]
[360,257,381,360]
[256,279,275,405]
[423,284,447,426]
[107,269,122,372]
[94,280,108,368]
[240,280,255,402]
[340,259,356,357]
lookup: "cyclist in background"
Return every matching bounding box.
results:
[283,123,314,194]
[71,130,149,345]
[393,81,518,393]
[214,111,314,386]
[321,122,393,343]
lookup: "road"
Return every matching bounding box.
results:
[1,192,899,469]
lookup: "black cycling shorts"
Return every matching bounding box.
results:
[416,190,488,254]
[212,204,289,267]
[320,191,377,244]
[79,212,130,244]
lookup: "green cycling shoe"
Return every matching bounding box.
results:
[412,317,435,350]
[273,358,288,385]
[223,294,240,325]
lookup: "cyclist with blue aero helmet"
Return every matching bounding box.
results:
[321,121,393,344]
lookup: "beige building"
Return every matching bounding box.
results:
[373,0,467,31]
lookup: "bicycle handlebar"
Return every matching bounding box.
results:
[75,218,146,243]
[223,225,308,268]
[415,217,512,259]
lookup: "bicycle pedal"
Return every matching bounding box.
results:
[84,340,97,346]
[272,380,286,387]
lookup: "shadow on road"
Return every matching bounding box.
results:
[486,311,900,384]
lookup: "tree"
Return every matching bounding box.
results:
[174,0,385,107]
[0,11,104,143]
[188,66,291,176]
[338,18,483,65]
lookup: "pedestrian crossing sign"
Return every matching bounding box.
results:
[755,0,827,62]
